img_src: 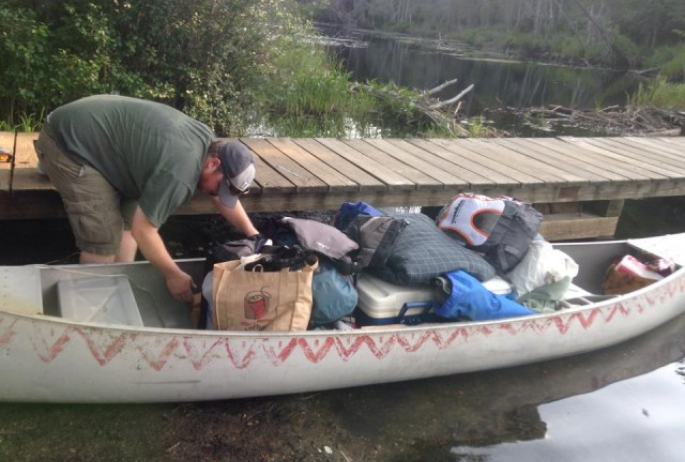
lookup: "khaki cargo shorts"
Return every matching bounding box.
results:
[34,124,137,256]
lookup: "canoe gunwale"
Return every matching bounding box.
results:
[0,279,650,337]
[1,237,682,337]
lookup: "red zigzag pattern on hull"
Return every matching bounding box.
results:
[0,277,680,371]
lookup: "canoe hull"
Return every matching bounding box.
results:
[1,263,683,403]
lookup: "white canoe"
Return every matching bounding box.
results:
[1,234,684,403]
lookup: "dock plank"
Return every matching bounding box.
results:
[617,137,685,161]
[431,139,545,185]
[360,139,448,189]
[409,139,520,187]
[559,137,668,180]
[535,138,649,180]
[362,138,455,190]
[0,133,39,169]
[293,139,385,191]
[267,138,358,192]
[383,139,490,187]
[490,138,598,183]
[659,137,685,147]
[578,138,685,176]
[0,132,15,157]
[241,138,326,193]
[466,139,571,184]
[520,138,630,182]
[316,138,415,190]
[0,132,41,192]
[344,139,442,190]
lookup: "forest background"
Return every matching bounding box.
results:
[306,0,685,74]
[1,0,684,138]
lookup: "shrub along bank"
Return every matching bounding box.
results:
[0,0,446,138]
[1,0,295,134]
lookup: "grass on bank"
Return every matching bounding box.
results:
[629,77,685,108]
[255,39,457,138]
[255,40,376,137]
[443,27,640,68]
[0,110,44,132]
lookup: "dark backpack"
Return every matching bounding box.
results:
[343,215,409,270]
[437,194,542,274]
[333,201,385,231]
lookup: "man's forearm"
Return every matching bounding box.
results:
[131,208,184,278]
[131,207,194,301]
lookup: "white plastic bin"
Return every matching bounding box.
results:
[57,276,143,326]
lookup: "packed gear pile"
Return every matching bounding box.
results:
[202,194,671,332]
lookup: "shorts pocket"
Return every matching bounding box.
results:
[62,198,121,254]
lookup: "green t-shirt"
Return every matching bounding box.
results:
[48,95,215,227]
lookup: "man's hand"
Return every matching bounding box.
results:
[248,233,269,252]
[166,270,196,303]
[131,207,198,302]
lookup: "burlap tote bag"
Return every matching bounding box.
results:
[212,255,318,331]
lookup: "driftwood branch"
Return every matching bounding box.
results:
[454,101,463,117]
[350,78,499,136]
[429,84,474,110]
[427,78,459,96]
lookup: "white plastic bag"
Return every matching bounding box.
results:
[506,235,579,296]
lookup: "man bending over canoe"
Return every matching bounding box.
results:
[34,94,260,303]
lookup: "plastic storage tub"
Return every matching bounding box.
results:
[355,273,512,326]
[57,276,143,327]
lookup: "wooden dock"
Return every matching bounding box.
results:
[1,132,684,240]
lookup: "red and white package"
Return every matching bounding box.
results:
[602,255,664,295]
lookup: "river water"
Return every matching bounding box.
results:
[326,311,685,462]
[325,29,642,136]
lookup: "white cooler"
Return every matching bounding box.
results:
[355,273,512,326]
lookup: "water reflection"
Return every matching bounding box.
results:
[328,34,640,113]
[317,311,685,462]
[452,361,685,461]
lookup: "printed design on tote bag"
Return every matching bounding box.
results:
[244,288,272,319]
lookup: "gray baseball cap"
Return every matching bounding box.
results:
[217,142,255,208]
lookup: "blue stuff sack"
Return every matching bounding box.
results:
[311,259,358,325]
[333,201,385,231]
[434,270,535,321]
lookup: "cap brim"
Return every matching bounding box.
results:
[218,181,239,208]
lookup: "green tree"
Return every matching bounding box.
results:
[0,0,301,135]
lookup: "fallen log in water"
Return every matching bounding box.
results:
[350,78,485,136]
[429,84,474,110]
[502,105,684,136]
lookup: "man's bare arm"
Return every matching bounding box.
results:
[130,206,195,302]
